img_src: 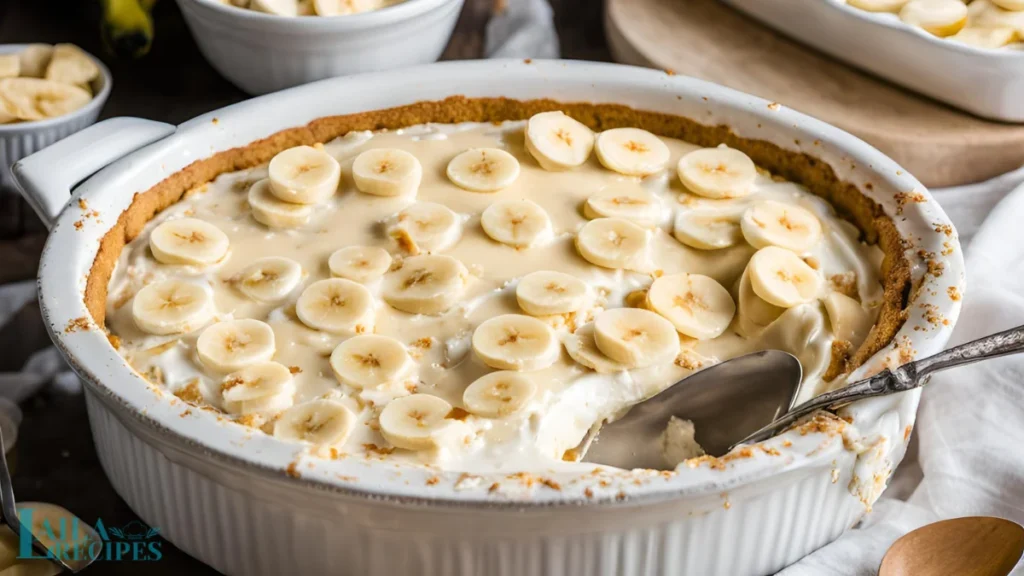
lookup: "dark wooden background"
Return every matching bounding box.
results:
[0,0,608,573]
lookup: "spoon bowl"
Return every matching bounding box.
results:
[580,350,802,469]
[880,517,1024,576]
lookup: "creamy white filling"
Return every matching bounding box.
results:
[105,121,885,472]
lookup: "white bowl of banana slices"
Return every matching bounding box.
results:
[176,0,464,95]
[723,0,1024,122]
[0,44,111,191]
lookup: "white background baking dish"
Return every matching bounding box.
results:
[15,60,963,575]
[721,0,1024,123]
[175,0,465,95]
[0,44,111,192]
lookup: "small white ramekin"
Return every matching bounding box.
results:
[175,0,466,95]
[0,45,112,192]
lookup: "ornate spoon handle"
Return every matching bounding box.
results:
[737,325,1024,448]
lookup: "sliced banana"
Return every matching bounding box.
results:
[463,371,537,418]
[970,0,1024,33]
[382,254,469,315]
[197,319,276,373]
[295,278,375,334]
[330,334,413,389]
[0,78,91,121]
[314,0,380,15]
[747,246,824,308]
[595,128,670,176]
[17,44,53,78]
[948,26,1018,48]
[351,148,422,197]
[480,199,552,248]
[0,56,19,79]
[740,200,823,253]
[329,245,392,283]
[221,361,293,402]
[248,178,314,229]
[516,270,590,316]
[847,0,909,11]
[824,292,874,348]
[676,146,757,199]
[673,207,744,250]
[251,0,299,16]
[575,217,651,271]
[900,0,968,36]
[149,217,230,267]
[736,266,786,330]
[446,148,520,192]
[233,257,303,303]
[379,394,453,450]
[224,391,294,417]
[524,111,595,171]
[593,308,680,368]
[583,184,663,228]
[561,322,631,373]
[274,400,356,446]
[471,314,560,371]
[992,0,1024,10]
[132,280,214,335]
[267,145,341,205]
[44,44,100,86]
[386,202,462,254]
[647,273,736,340]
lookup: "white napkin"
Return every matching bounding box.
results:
[780,177,1024,574]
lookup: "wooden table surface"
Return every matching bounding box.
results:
[0,0,608,573]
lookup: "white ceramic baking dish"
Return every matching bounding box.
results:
[14,60,963,576]
[721,0,1024,123]
[0,44,111,192]
[175,0,465,95]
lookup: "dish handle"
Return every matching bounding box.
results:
[13,117,176,230]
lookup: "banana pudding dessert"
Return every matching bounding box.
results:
[842,0,1024,48]
[102,107,894,473]
[220,0,406,17]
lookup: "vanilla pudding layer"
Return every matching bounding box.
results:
[104,121,884,473]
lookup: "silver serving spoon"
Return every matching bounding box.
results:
[577,350,802,468]
[578,325,1024,469]
[0,426,99,573]
[740,324,1024,447]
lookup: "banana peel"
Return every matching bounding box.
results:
[100,0,156,59]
